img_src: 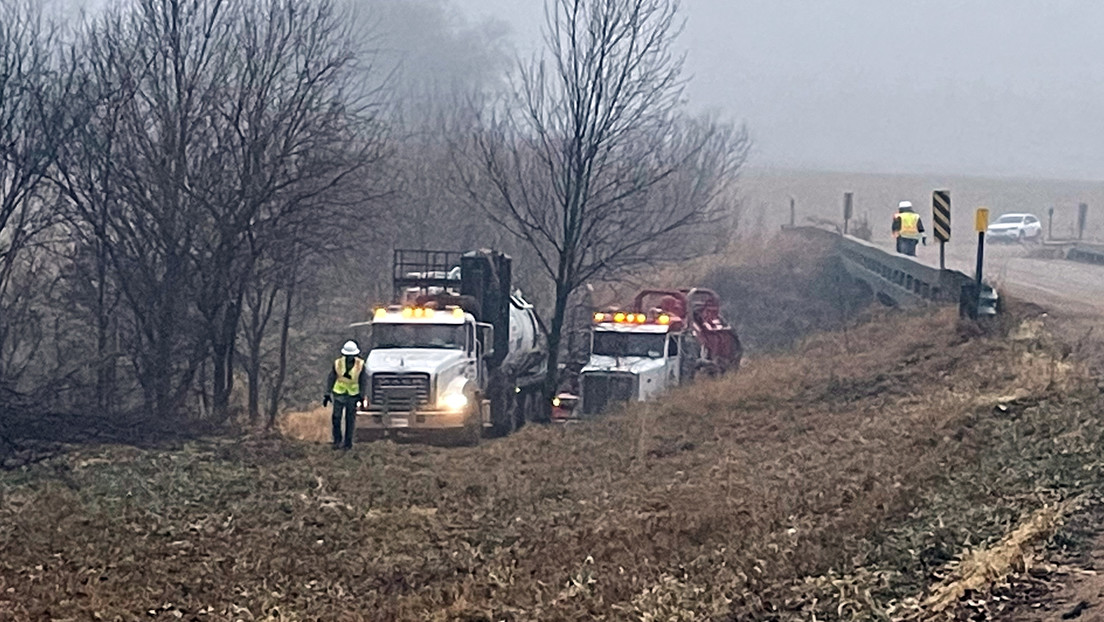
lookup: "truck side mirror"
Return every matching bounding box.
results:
[348,321,373,351]
[478,323,495,358]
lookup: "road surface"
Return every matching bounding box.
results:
[873,237,1104,316]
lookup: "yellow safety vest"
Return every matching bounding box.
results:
[332,357,363,395]
[898,212,921,239]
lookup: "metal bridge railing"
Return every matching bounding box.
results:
[1067,244,1104,265]
[835,234,972,305]
[783,226,975,308]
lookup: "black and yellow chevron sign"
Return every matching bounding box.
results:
[932,190,951,242]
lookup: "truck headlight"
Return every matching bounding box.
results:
[440,392,468,412]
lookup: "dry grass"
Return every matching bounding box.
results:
[913,500,1075,618]
[1,303,1102,620]
[279,407,332,444]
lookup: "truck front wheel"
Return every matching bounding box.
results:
[461,408,484,446]
[515,388,535,430]
[530,388,552,424]
[489,372,520,437]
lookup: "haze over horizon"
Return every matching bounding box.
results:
[456,0,1104,183]
[58,0,1104,182]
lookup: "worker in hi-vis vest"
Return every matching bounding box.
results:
[891,200,926,257]
[323,340,368,450]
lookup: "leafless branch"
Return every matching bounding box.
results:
[452,0,748,410]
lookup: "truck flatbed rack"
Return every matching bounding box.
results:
[392,249,464,296]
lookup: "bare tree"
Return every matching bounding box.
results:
[240,250,298,427]
[241,243,327,429]
[455,0,748,416]
[227,0,392,426]
[53,0,386,423]
[239,184,388,427]
[52,1,235,422]
[196,0,384,422]
[0,1,83,396]
[52,11,141,417]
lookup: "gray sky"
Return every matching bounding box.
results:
[455,0,1104,181]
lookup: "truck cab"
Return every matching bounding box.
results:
[576,288,740,417]
[352,249,547,442]
[578,311,687,416]
[357,305,493,435]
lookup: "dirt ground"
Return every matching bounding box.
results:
[983,310,1104,622]
[3,298,1104,620]
[2,226,1104,620]
[1007,532,1104,622]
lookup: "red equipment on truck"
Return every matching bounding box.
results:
[631,288,742,377]
[570,287,742,417]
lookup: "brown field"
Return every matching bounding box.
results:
[5,184,1104,620]
[2,294,1102,619]
[740,168,1104,245]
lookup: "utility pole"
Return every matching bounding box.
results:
[843,192,853,235]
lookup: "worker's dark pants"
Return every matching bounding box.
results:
[331,395,358,448]
[896,237,919,256]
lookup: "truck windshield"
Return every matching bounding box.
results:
[372,324,466,350]
[592,332,666,358]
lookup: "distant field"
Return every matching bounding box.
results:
[739,168,1104,248]
[4,235,1104,620]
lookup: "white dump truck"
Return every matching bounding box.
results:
[352,249,546,443]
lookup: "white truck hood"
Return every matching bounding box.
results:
[583,355,667,375]
[366,348,468,375]
[987,223,1021,232]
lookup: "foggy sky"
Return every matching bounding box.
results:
[456,0,1104,181]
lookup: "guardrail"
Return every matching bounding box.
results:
[783,226,980,310]
[836,234,974,306]
[1067,244,1104,265]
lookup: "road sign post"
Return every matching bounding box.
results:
[975,207,989,309]
[1078,203,1088,240]
[1047,206,1054,241]
[843,192,853,235]
[933,190,951,270]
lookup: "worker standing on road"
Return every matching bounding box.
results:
[892,201,926,257]
[323,340,368,450]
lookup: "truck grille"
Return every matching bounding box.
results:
[371,373,431,409]
[581,372,637,416]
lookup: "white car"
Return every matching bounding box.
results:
[986,213,1043,243]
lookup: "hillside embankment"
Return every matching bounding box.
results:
[2,287,1102,619]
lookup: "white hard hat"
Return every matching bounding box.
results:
[340,340,360,356]
[898,201,913,209]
